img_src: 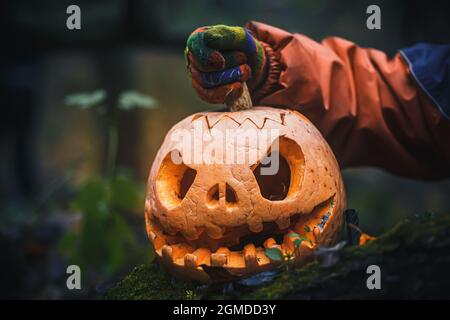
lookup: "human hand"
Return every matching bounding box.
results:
[185,25,266,104]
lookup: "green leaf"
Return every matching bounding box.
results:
[58,231,78,257]
[289,232,300,238]
[65,89,106,109]
[109,173,145,213]
[294,236,313,248]
[112,211,136,245]
[70,176,108,214]
[185,290,197,300]
[118,90,158,111]
[58,174,155,279]
[265,247,283,261]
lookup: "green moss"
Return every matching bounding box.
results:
[104,263,196,300]
[241,214,450,299]
[348,213,450,257]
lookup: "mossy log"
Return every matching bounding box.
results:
[105,214,450,299]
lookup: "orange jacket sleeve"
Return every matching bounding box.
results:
[246,21,450,180]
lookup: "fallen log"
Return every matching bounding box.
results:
[105,213,450,299]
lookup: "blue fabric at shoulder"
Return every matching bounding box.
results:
[400,43,450,119]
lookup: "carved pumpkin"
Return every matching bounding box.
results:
[145,85,346,283]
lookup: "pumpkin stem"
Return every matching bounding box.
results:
[227,82,253,112]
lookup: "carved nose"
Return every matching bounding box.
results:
[207,182,237,205]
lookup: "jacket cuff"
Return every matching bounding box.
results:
[251,41,282,103]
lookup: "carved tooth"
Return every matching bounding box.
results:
[211,247,230,266]
[211,253,228,266]
[152,233,166,250]
[243,243,258,267]
[148,231,156,240]
[276,217,291,230]
[191,248,212,266]
[264,237,278,249]
[282,231,296,253]
[161,244,173,262]
[148,223,166,250]
[182,248,213,268]
[228,251,245,268]
[184,254,198,269]
[256,248,271,265]
[170,243,194,262]
[248,221,263,233]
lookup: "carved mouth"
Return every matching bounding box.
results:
[146,195,337,275]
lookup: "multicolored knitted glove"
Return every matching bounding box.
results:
[185,25,267,104]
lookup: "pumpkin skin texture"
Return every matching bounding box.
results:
[145,107,346,283]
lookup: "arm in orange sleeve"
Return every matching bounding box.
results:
[246,21,450,180]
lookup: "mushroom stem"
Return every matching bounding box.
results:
[227,82,253,112]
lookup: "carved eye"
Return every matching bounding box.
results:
[156,150,197,209]
[251,137,304,201]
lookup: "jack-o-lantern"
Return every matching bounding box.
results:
[145,84,346,283]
